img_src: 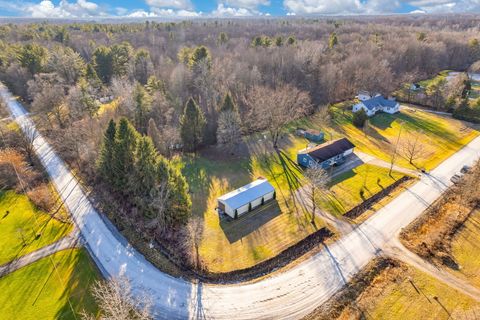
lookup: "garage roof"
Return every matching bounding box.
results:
[218,179,275,210]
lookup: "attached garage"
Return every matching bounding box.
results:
[217,178,276,219]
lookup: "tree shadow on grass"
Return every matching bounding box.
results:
[55,248,100,319]
[219,201,282,244]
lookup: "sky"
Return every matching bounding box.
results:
[0,0,479,18]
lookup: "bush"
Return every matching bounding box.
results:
[27,184,55,212]
[0,148,37,191]
[352,109,368,127]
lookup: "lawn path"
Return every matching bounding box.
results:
[355,151,419,176]
[0,230,80,277]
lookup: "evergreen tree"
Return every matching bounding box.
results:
[157,158,191,226]
[217,32,229,46]
[352,109,368,127]
[180,98,206,153]
[133,83,151,134]
[113,118,139,191]
[275,36,284,47]
[190,45,212,69]
[97,119,116,184]
[131,136,158,201]
[286,35,296,45]
[85,63,102,89]
[145,75,165,95]
[111,42,133,78]
[18,43,47,75]
[93,46,113,84]
[220,92,235,112]
[329,32,338,49]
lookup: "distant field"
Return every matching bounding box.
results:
[0,249,99,320]
[337,262,480,320]
[450,209,480,289]
[0,190,72,265]
[319,164,405,217]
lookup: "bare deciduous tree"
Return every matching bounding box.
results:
[303,166,330,224]
[82,277,152,320]
[16,123,38,164]
[217,110,242,152]
[246,84,312,148]
[401,130,426,166]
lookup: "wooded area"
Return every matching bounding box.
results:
[0,16,479,271]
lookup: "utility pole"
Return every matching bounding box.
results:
[389,121,404,176]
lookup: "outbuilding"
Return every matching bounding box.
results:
[217,178,276,219]
[297,138,355,169]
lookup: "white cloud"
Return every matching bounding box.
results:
[145,0,193,10]
[410,9,426,13]
[25,0,106,18]
[283,0,480,15]
[211,4,256,16]
[128,7,200,17]
[222,0,270,9]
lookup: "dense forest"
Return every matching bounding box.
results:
[0,16,479,270]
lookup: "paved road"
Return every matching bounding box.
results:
[2,84,480,320]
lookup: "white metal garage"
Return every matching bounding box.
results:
[217,178,276,219]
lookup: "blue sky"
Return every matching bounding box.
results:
[0,0,478,18]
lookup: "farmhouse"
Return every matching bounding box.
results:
[352,95,400,117]
[217,178,276,219]
[297,138,355,169]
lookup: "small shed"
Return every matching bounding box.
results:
[304,129,324,143]
[217,179,276,219]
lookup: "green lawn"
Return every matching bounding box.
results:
[0,249,99,319]
[0,190,72,265]
[417,70,451,88]
[174,142,325,273]
[294,103,479,170]
[348,264,480,320]
[173,99,477,272]
[319,164,406,216]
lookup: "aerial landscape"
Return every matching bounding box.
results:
[0,0,480,319]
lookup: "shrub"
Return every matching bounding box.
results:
[27,184,55,212]
[352,109,368,127]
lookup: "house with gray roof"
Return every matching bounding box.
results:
[297,138,355,169]
[352,95,400,116]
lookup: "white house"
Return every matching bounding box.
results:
[217,178,275,219]
[352,95,400,117]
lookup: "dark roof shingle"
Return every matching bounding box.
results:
[300,138,355,162]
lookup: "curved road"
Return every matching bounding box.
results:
[2,84,480,319]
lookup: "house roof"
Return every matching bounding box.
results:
[299,138,355,162]
[218,179,275,210]
[305,129,322,136]
[361,96,398,111]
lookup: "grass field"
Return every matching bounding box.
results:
[0,190,72,266]
[175,142,325,273]
[0,249,99,319]
[339,263,480,320]
[319,164,406,216]
[174,100,476,272]
[295,103,478,170]
[417,70,451,88]
[450,209,480,289]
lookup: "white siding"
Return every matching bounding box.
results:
[343,148,354,156]
[264,191,275,201]
[237,204,249,216]
[251,198,262,209]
